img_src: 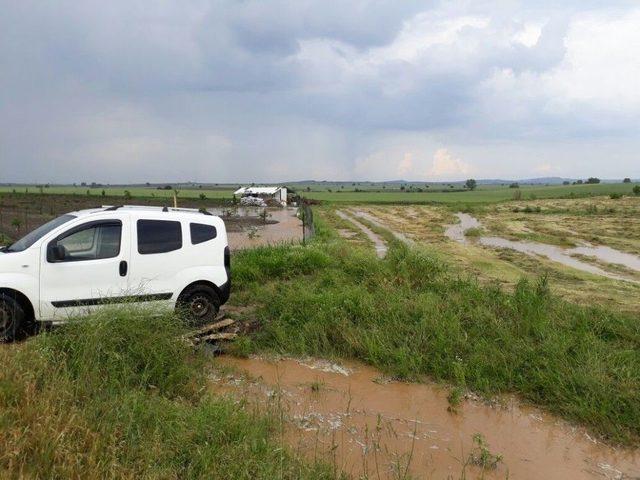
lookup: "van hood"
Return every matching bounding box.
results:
[0,248,37,274]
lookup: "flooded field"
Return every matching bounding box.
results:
[325,197,640,311]
[445,213,640,283]
[216,207,303,250]
[213,355,640,480]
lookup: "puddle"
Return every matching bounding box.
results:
[567,245,640,272]
[212,355,640,480]
[444,213,481,244]
[336,210,388,258]
[446,213,640,282]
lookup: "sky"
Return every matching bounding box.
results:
[1,0,639,183]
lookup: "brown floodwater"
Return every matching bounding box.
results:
[212,355,640,480]
[445,213,640,283]
[336,210,388,258]
[215,207,303,250]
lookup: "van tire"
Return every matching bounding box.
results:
[176,284,221,326]
[0,294,26,343]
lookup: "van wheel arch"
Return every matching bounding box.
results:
[175,281,222,325]
[0,288,36,341]
[0,288,35,323]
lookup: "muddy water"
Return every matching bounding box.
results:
[218,207,303,251]
[446,213,640,282]
[444,213,481,243]
[336,210,388,258]
[213,355,640,480]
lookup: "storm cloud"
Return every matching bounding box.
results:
[1,0,639,182]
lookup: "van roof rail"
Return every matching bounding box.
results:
[103,205,123,211]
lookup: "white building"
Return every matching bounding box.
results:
[234,186,288,206]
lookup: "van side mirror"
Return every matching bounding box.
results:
[48,244,66,262]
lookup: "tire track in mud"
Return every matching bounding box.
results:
[336,210,388,258]
[348,209,415,246]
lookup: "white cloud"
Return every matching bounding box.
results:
[534,163,556,173]
[513,23,543,47]
[397,152,413,176]
[428,148,472,178]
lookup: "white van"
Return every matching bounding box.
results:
[0,205,230,341]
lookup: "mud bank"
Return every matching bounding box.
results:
[212,355,640,480]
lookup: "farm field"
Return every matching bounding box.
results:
[328,196,640,312]
[1,181,638,205]
[1,188,640,478]
[303,182,640,203]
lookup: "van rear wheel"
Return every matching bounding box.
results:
[176,285,221,326]
[0,294,26,343]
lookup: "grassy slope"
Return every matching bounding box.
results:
[0,310,334,479]
[231,220,640,446]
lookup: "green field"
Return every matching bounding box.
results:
[2,182,637,205]
[302,182,640,204]
[0,185,235,200]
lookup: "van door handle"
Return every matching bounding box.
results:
[119,260,128,277]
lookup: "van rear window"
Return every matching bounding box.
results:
[137,220,182,254]
[190,223,217,245]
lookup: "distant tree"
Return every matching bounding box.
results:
[623,178,631,183]
[101,190,106,197]
[465,179,477,190]
[509,182,519,189]
[586,177,600,184]
[562,180,570,185]
[400,185,405,191]
[633,185,640,196]
[124,190,132,200]
[86,189,91,196]
[576,179,583,184]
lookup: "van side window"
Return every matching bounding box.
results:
[49,221,122,262]
[190,223,217,244]
[137,220,182,254]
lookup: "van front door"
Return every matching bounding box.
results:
[39,218,131,320]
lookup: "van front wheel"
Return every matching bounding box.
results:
[176,285,220,326]
[0,294,26,343]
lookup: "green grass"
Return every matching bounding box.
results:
[302,183,640,204]
[2,182,638,205]
[231,220,640,446]
[0,309,335,479]
[0,185,235,200]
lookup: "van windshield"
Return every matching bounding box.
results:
[4,214,76,252]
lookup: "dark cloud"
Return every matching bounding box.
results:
[0,0,638,182]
